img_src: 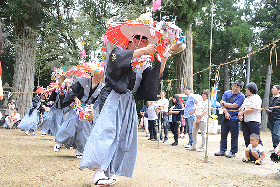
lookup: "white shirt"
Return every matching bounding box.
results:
[274,94,280,98]
[196,99,209,122]
[5,113,21,122]
[147,104,158,120]
[240,94,262,123]
[248,144,264,156]
[157,98,169,113]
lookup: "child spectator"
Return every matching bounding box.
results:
[243,133,265,165]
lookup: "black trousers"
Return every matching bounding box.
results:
[148,120,157,140]
[170,121,180,143]
[242,121,263,147]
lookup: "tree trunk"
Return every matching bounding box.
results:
[0,20,3,54]
[261,64,272,131]
[223,45,230,91]
[175,24,193,94]
[12,27,37,117]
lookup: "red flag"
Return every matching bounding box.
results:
[0,61,3,100]
[153,0,161,12]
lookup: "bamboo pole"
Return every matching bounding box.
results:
[204,0,214,163]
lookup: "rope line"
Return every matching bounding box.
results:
[164,38,280,83]
[139,105,280,114]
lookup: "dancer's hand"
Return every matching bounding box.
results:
[143,44,156,54]
[74,97,81,106]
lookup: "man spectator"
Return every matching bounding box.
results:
[140,101,150,137]
[157,91,169,143]
[268,85,280,150]
[215,80,245,158]
[3,108,20,129]
[183,86,197,148]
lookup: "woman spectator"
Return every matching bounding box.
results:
[238,82,263,147]
[3,108,20,129]
[5,100,15,118]
[169,94,182,146]
[188,89,209,152]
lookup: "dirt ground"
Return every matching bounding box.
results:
[1,127,280,187]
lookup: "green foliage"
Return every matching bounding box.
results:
[251,0,280,95]
[154,0,208,30]
[191,0,254,98]
[0,0,52,35]
[1,0,280,112]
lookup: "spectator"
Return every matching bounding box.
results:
[157,91,169,143]
[0,111,3,123]
[268,85,280,150]
[238,82,263,147]
[188,89,209,152]
[140,101,149,137]
[5,100,15,118]
[215,80,245,158]
[147,101,158,141]
[180,105,186,138]
[169,94,183,146]
[182,86,197,148]
[243,133,265,165]
[271,143,280,162]
[3,108,20,129]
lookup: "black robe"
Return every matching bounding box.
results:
[104,47,161,102]
[62,78,99,108]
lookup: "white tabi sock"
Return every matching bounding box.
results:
[56,142,62,148]
[75,150,81,155]
[109,173,115,179]
[92,168,106,183]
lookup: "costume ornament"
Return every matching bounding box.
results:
[70,103,90,121]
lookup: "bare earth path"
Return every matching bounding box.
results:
[1,127,280,186]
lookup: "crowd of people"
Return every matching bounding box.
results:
[1,13,280,186]
[140,81,280,166]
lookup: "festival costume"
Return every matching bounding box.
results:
[38,86,68,136]
[18,95,44,133]
[79,14,185,183]
[80,45,162,177]
[55,77,105,154]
